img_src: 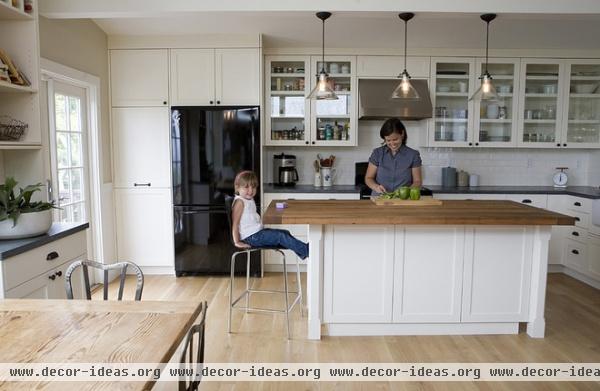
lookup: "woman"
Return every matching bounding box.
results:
[365,118,423,195]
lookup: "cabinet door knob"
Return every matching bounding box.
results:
[475,142,479,146]
[311,141,315,145]
[563,143,567,147]
[216,100,221,104]
[55,271,63,277]
[522,199,532,204]
[163,101,167,105]
[209,100,214,104]
[556,143,561,147]
[134,183,151,187]
[574,202,581,207]
[575,217,581,222]
[572,231,580,236]
[305,141,309,145]
[572,249,579,255]
[46,251,59,261]
[468,142,473,146]
[48,274,56,280]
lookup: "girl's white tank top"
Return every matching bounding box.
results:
[234,195,263,239]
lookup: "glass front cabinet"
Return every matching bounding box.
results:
[429,57,520,148]
[264,55,357,146]
[562,60,600,148]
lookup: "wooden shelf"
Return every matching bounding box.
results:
[525,75,559,80]
[480,119,512,123]
[436,92,468,97]
[270,90,304,95]
[0,80,36,93]
[436,75,469,79]
[523,120,556,124]
[271,73,305,78]
[434,118,468,123]
[0,1,32,20]
[525,93,558,98]
[0,143,42,149]
[569,93,600,98]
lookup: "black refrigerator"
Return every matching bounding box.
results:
[171,106,261,276]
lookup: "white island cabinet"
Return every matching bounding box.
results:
[263,199,574,340]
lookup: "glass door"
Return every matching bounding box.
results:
[49,80,90,224]
[264,56,310,146]
[310,55,357,146]
[563,61,600,148]
[429,58,475,147]
[474,59,519,147]
[518,60,565,147]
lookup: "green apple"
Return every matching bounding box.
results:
[399,186,410,200]
[409,187,421,200]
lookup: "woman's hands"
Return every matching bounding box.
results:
[373,184,387,194]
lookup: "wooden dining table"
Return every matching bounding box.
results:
[0,299,203,390]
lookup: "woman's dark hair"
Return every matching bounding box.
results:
[380,118,407,145]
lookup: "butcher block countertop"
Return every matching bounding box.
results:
[262,199,576,225]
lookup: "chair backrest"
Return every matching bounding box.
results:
[65,260,144,301]
[179,301,208,391]
[224,195,236,246]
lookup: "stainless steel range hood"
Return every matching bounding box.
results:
[358,79,432,120]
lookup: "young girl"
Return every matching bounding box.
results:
[231,171,308,259]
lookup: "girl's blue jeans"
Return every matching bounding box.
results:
[243,228,309,259]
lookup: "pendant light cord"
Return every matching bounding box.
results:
[321,18,325,73]
[485,20,489,75]
[403,19,408,72]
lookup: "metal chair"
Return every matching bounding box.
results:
[224,195,302,339]
[65,260,144,301]
[179,301,207,391]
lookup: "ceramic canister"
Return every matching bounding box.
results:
[469,174,480,187]
[458,170,469,187]
[441,167,457,187]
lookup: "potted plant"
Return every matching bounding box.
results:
[0,177,56,239]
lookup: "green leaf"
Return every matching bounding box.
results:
[0,177,56,226]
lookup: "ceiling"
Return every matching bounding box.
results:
[39,1,600,50]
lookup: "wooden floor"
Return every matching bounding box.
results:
[108,272,600,390]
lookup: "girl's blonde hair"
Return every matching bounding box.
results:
[234,170,258,194]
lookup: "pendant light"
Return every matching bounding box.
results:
[308,12,338,100]
[469,13,501,103]
[391,12,419,100]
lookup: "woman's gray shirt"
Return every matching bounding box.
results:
[368,145,422,195]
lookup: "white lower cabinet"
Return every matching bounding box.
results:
[262,192,359,268]
[1,230,87,299]
[564,239,587,274]
[324,225,533,324]
[393,227,464,322]
[115,188,174,272]
[462,227,532,322]
[587,235,600,281]
[323,225,394,323]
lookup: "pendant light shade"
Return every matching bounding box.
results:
[469,13,501,103]
[391,12,419,100]
[308,12,338,100]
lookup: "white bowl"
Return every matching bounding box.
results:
[0,210,52,239]
[572,84,597,94]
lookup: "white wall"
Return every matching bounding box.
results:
[264,120,594,187]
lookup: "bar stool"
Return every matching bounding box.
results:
[224,195,303,339]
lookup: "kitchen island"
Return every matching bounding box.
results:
[263,200,575,340]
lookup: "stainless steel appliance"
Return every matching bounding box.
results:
[358,79,433,120]
[171,106,261,276]
[273,153,299,186]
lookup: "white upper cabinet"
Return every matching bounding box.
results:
[170,49,215,106]
[110,49,169,107]
[112,107,171,188]
[517,59,566,148]
[216,48,260,105]
[356,56,430,78]
[169,48,260,106]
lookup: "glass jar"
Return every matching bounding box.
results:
[318,127,326,140]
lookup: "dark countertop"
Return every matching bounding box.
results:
[0,222,89,260]
[427,185,600,199]
[263,184,362,194]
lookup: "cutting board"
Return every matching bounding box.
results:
[371,195,443,206]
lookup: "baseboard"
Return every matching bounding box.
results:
[324,322,519,336]
[561,267,600,290]
[264,263,307,273]
[139,266,175,275]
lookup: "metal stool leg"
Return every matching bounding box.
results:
[245,251,250,313]
[295,254,304,318]
[228,252,236,333]
[282,252,290,339]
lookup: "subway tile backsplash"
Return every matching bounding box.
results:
[264,121,596,187]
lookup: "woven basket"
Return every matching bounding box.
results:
[0,115,27,141]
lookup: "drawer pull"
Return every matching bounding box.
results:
[575,217,581,222]
[574,202,581,207]
[55,271,62,277]
[572,231,580,236]
[46,251,59,261]
[48,274,56,280]
[572,249,580,255]
[522,199,532,204]
[134,183,151,187]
